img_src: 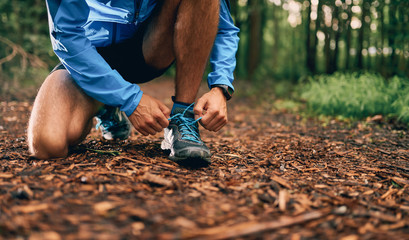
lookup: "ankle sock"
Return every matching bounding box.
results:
[171,97,194,114]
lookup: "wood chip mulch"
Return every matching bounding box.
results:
[1,81,409,239]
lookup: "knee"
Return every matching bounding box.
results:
[28,130,69,160]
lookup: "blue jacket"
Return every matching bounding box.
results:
[45,0,240,116]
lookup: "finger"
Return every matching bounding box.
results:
[194,98,206,119]
[155,111,170,128]
[206,112,227,131]
[135,126,149,136]
[139,122,157,135]
[211,114,228,131]
[213,119,227,132]
[155,102,170,128]
[156,117,169,129]
[158,101,171,119]
[146,128,157,135]
[214,125,224,132]
[128,118,141,132]
[200,108,218,126]
[204,117,221,131]
[147,119,163,132]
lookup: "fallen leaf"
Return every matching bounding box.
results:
[12,203,49,213]
[93,201,115,215]
[0,173,13,178]
[142,172,173,187]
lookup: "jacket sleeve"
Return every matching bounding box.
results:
[45,0,142,116]
[207,0,240,91]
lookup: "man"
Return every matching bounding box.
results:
[27,0,239,166]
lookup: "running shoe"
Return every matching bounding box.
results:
[95,106,131,140]
[161,104,211,167]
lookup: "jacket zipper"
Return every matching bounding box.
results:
[133,0,141,24]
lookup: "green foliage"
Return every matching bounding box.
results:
[391,77,409,124]
[0,0,51,59]
[0,0,56,94]
[273,99,301,113]
[300,72,409,124]
[86,148,121,156]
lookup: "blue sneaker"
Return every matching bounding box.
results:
[161,104,211,167]
[95,106,131,140]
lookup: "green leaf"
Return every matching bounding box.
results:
[86,148,121,156]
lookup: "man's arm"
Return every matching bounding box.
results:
[46,0,143,117]
[207,0,240,91]
[194,0,239,131]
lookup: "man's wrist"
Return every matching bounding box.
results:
[211,87,226,100]
[211,84,233,101]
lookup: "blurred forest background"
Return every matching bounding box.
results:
[232,0,409,80]
[1,0,409,120]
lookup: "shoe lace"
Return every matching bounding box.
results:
[168,103,203,143]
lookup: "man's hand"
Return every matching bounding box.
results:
[128,94,170,136]
[194,87,228,132]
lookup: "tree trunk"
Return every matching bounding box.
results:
[324,26,331,73]
[377,1,385,75]
[397,1,406,74]
[311,0,322,73]
[330,4,341,73]
[345,3,352,70]
[357,0,369,70]
[323,2,332,74]
[305,0,314,73]
[247,0,263,79]
[388,1,397,76]
[272,3,280,72]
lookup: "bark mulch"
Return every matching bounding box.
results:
[1,79,409,239]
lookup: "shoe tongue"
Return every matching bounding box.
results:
[171,107,194,119]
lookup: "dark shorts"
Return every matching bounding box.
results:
[52,20,171,84]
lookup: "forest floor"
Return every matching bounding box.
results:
[1,78,409,240]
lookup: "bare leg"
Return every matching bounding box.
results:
[27,0,220,159]
[143,0,220,103]
[27,70,102,159]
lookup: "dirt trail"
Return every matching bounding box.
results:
[1,78,409,239]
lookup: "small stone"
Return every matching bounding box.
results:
[334,206,348,215]
[131,222,145,235]
[80,176,88,183]
[11,189,30,200]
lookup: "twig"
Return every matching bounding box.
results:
[182,209,330,240]
[114,156,150,165]
[0,42,17,65]
[142,172,173,187]
[94,171,132,178]
[382,163,409,172]
[75,163,97,167]
[271,175,292,189]
[0,173,13,178]
[314,188,357,207]
[0,36,47,68]
[86,148,121,156]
